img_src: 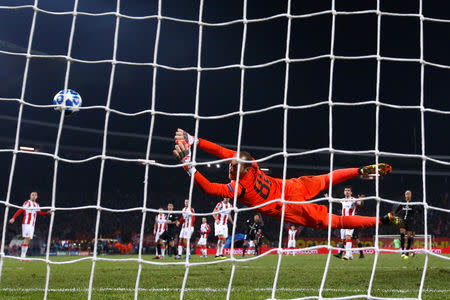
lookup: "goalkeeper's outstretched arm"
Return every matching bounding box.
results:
[174,128,236,159]
[173,139,243,198]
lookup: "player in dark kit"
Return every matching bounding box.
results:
[242,214,262,257]
[157,203,179,257]
[393,190,417,259]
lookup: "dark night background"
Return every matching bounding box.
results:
[0,0,449,246]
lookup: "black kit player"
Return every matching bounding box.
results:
[157,203,179,257]
[242,214,262,257]
[393,190,417,259]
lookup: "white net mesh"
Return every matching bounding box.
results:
[0,0,449,299]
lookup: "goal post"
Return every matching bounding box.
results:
[377,234,433,253]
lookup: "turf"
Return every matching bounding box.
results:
[0,253,449,299]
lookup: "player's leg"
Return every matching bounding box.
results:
[154,234,161,258]
[21,224,32,259]
[21,237,30,259]
[355,235,364,258]
[168,240,175,257]
[334,230,345,258]
[293,164,392,200]
[161,241,166,258]
[175,234,183,259]
[215,234,223,258]
[242,239,248,257]
[219,226,229,258]
[406,230,415,257]
[399,228,406,258]
[254,240,259,256]
[285,202,403,230]
[343,231,353,260]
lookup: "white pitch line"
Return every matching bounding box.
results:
[0,287,448,294]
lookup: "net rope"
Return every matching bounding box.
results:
[0,1,448,300]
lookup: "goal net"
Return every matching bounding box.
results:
[0,0,449,299]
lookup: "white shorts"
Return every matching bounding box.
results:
[248,240,255,248]
[341,229,354,240]
[198,237,207,246]
[287,240,296,248]
[155,232,164,242]
[22,224,35,239]
[214,223,228,238]
[179,227,193,239]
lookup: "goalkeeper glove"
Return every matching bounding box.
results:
[177,140,197,176]
[182,130,199,148]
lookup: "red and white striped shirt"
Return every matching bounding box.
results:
[180,207,195,229]
[13,200,43,226]
[214,201,232,225]
[339,197,358,216]
[155,213,167,234]
[199,223,211,239]
[288,229,298,242]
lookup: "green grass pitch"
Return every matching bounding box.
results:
[0,253,449,299]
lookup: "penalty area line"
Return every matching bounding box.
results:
[0,287,448,294]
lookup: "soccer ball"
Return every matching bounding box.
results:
[52,89,82,115]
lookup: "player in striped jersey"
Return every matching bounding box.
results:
[198,218,211,257]
[9,192,51,260]
[336,186,362,260]
[175,199,195,259]
[153,207,167,259]
[213,198,234,259]
[287,225,299,255]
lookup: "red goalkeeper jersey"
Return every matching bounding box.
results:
[193,138,322,221]
[191,138,374,229]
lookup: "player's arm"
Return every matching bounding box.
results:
[174,128,236,159]
[9,207,25,224]
[213,207,219,223]
[37,210,51,216]
[173,137,244,198]
[228,213,234,226]
[191,211,195,225]
[195,173,243,198]
[178,216,185,226]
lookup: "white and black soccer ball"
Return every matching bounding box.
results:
[52,89,82,116]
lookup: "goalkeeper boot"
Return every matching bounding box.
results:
[381,212,405,227]
[359,163,392,176]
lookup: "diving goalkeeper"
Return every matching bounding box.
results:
[173,129,403,230]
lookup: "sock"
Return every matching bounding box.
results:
[255,244,259,255]
[338,242,345,256]
[216,240,222,256]
[400,233,405,254]
[406,236,414,256]
[220,239,225,255]
[331,215,379,229]
[345,239,352,257]
[156,244,161,256]
[161,246,166,257]
[242,244,247,256]
[178,244,183,256]
[358,242,363,255]
[21,244,29,258]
